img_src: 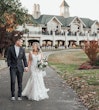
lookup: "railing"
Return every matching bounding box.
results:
[29,31,42,35]
[23,34,99,41]
[27,31,98,37]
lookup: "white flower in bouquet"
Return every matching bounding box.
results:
[37,57,48,70]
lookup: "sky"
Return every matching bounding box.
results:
[20,0,99,21]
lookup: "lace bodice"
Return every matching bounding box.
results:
[31,53,41,67]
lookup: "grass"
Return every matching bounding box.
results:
[49,62,78,73]
[48,50,99,110]
[48,50,99,82]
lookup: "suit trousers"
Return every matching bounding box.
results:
[10,67,23,97]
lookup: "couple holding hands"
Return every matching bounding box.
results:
[7,36,49,101]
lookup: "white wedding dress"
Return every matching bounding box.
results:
[22,53,49,101]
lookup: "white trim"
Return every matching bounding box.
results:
[91,20,98,27]
[69,17,77,26]
[47,16,63,25]
[77,17,86,27]
[69,17,86,27]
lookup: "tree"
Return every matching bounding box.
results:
[0,0,32,57]
[0,0,28,27]
[83,40,99,65]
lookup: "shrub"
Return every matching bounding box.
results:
[83,40,99,65]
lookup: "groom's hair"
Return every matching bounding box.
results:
[12,32,22,44]
[13,33,23,44]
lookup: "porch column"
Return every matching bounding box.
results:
[97,33,99,40]
[53,31,55,46]
[40,37,42,47]
[87,32,89,41]
[65,34,68,49]
[76,34,79,45]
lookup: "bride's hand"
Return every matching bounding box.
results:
[24,67,28,72]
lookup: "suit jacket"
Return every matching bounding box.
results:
[7,45,28,73]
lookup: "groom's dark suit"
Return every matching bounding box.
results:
[7,45,28,97]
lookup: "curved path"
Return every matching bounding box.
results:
[0,50,88,110]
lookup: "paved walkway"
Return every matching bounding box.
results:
[0,50,88,110]
[0,60,7,70]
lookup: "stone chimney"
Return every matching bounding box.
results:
[33,4,41,19]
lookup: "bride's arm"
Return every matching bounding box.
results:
[28,52,32,68]
[40,52,44,60]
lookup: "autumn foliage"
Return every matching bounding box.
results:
[0,0,29,57]
[83,40,99,65]
[79,40,99,69]
[0,13,22,57]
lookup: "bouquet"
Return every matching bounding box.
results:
[37,57,48,70]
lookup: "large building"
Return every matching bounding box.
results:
[17,0,99,48]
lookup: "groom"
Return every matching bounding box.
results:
[7,36,28,101]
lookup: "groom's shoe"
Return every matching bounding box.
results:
[11,97,16,101]
[18,97,22,101]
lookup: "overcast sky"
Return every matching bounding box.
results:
[20,0,99,21]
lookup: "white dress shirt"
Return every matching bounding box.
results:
[14,45,20,57]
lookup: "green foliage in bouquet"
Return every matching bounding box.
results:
[37,57,48,70]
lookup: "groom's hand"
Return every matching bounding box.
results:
[24,67,28,72]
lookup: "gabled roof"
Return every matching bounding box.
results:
[47,16,63,25]
[31,14,97,28]
[55,16,66,25]
[34,14,64,25]
[60,0,69,7]
[69,17,86,27]
[35,15,54,24]
[64,17,76,26]
[33,14,74,26]
[33,15,81,27]
[80,18,95,28]
[25,14,37,24]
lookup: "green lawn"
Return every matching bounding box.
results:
[48,50,99,110]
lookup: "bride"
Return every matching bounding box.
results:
[22,42,49,101]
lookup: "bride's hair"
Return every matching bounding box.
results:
[32,42,41,53]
